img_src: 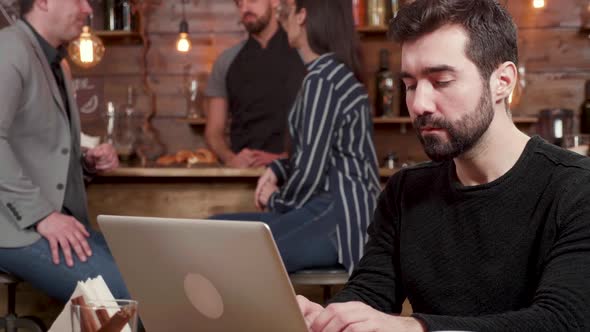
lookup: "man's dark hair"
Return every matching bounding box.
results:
[390,0,518,81]
[294,0,365,82]
[19,0,35,17]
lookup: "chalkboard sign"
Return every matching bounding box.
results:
[72,77,105,121]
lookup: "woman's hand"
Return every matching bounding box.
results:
[255,168,279,210]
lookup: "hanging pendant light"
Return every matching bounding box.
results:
[532,0,545,9]
[176,0,191,52]
[68,16,105,68]
[176,20,191,52]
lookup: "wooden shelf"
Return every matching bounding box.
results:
[512,116,538,124]
[95,30,142,43]
[356,26,388,34]
[180,117,207,125]
[182,116,538,126]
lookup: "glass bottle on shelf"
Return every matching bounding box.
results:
[115,86,138,161]
[185,79,201,119]
[375,49,395,117]
[104,0,116,31]
[352,0,367,27]
[115,0,136,31]
[104,101,116,144]
[390,0,400,18]
[367,0,386,26]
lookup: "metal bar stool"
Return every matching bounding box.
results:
[289,267,349,303]
[0,272,46,332]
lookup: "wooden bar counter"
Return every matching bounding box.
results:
[87,166,397,225]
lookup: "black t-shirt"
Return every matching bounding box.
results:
[332,136,590,331]
[225,28,305,154]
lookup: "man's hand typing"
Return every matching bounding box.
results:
[298,295,426,332]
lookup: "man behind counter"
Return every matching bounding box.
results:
[204,0,305,168]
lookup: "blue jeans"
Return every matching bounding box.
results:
[211,193,341,273]
[0,229,131,303]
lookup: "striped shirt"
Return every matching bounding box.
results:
[268,53,381,273]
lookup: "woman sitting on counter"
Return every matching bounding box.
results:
[211,0,380,274]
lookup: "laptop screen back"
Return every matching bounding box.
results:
[98,215,308,332]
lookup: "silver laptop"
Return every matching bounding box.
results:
[98,215,308,332]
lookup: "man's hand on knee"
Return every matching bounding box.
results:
[36,212,92,267]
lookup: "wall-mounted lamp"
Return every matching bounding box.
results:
[68,17,105,68]
[532,0,545,9]
[176,0,191,52]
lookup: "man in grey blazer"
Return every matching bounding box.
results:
[0,0,132,305]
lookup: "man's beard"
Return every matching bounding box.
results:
[413,86,494,162]
[241,8,272,34]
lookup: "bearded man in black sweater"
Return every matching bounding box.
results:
[295,0,590,331]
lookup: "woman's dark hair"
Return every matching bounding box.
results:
[19,0,35,17]
[390,0,518,81]
[294,0,365,82]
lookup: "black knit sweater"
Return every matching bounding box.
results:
[331,136,590,331]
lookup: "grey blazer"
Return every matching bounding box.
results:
[0,20,85,247]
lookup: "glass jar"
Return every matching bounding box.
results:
[103,96,137,161]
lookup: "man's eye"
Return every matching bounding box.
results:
[434,81,452,87]
[405,84,417,91]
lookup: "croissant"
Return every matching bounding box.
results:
[175,149,194,163]
[155,154,177,166]
[194,148,217,164]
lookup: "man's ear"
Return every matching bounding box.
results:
[35,0,49,12]
[491,61,517,105]
[296,7,306,25]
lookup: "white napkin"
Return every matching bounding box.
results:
[49,275,131,332]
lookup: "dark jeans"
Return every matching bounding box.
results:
[211,193,340,273]
[0,229,131,303]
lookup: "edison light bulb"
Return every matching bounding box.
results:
[176,19,191,53]
[177,32,191,52]
[68,26,105,69]
[533,0,545,9]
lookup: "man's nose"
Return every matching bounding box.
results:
[238,0,250,13]
[409,83,435,117]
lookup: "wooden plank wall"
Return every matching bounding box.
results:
[70,0,590,164]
